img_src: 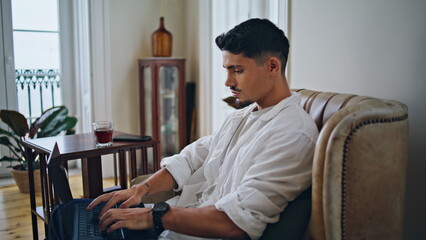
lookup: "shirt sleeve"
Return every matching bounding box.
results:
[215,130,316,240]
[160,135,212,191]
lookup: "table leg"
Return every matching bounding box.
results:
[153,143,160,171]
[141,146,148,175]
[113,153,118,186]
[39,154,50,237]
[26,147,39,240]
[129,148,137,181]
[118,150,127,189]
[82,156,103,198]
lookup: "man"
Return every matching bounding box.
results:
[88,18,318,240]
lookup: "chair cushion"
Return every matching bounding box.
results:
[260,188,311,240]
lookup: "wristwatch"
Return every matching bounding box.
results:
[152,202,170,234]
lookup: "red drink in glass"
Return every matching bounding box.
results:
[92,121,114,147]
[94,128,113,143]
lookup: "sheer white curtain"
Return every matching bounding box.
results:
[69,0,111,134]
[198,0,288,136]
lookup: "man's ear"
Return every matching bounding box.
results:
[266,57,281,75]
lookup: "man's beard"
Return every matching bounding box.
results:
[230,86,253,108]
[236,98,253,108]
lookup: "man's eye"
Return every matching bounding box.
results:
[234,70,243,74]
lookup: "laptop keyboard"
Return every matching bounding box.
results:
[77,203,124,240]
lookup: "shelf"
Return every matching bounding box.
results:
[162,94,176,99]
[33,206,48,224]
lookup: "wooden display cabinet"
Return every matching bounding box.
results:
[138,58,186,157]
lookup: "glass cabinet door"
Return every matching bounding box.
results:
[139,58,186,160]
[143,67,153,137]
[159,66,180,157]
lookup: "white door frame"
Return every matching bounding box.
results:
[89,0,112,123]
[0,0,17,111]
[0,0,17,176]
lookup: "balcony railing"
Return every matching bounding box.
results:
[15,69,62,123]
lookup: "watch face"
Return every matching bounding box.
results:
[153,202,169,212]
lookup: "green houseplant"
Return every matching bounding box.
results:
[0,105,77,192]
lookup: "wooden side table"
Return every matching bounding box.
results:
[23,131,160,240]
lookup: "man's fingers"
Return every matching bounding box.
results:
[86,193,112,210]
[100,197,122,216]
[119,198,138,209]
[99,210,130,231]
[99,209,116,231]
[99,208,153,232]
[106,221,125,233]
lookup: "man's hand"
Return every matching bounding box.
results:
[87,168,175,216]
[98,207,153,233]
[87,183,148,216]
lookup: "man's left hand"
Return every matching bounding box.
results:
[99,207,154,233]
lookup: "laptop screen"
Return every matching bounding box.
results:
[47,142,73,204]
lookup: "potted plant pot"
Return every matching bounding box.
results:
[11,168,41,193]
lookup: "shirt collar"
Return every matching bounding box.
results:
[232,92,301,121]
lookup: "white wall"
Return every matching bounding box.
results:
[288,1,426,239]
[97,0,188,178]
[108,0,187,134]
[185,0,199,85]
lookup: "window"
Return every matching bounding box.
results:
[12,0,62,122]
[0,0,76,177]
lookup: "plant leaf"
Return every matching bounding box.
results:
[29,106,64,138]
[66,128,76,135]
[58,116,77,135]
[0,136,13,146]
[0,135,24,158]
[0,126,15,137]
[0,155,20,163]
[222,96,243,109]
[41,116,77,137]
[0,110,29,136]
[0,127,22,142]
[41,107,68,134]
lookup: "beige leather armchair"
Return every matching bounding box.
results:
[132,89,409,240]
[296,89,408,240]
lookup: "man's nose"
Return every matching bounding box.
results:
[225,74,235,87]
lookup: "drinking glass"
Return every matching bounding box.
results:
[92,121,114,147]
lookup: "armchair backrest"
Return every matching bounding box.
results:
[131,89,409,240]
[294,89,409,240]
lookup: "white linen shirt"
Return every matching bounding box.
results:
[159,92,318,240]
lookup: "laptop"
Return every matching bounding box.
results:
[47,142,157,240]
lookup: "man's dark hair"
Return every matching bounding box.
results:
[215,18,290,73]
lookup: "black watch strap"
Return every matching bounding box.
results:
[152,202,170,234]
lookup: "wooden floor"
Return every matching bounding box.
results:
[0,174,115,240]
